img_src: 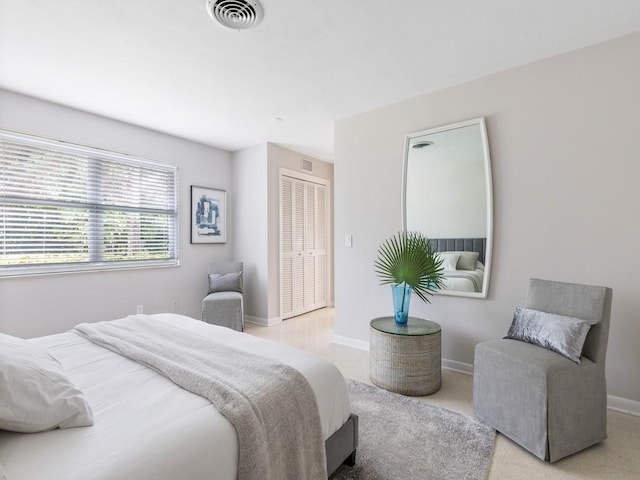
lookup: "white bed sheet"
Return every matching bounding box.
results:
[0,313,351,480]
[442,267,484,293]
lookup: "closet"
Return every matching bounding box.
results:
[280,174,327,319]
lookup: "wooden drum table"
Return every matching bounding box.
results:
[369,316,441,396]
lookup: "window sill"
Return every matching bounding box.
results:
[0,260,180,278]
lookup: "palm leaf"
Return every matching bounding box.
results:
[375,231,444,303]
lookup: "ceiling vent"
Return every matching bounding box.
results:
[206,0,264,30]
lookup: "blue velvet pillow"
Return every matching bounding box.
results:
[505,307,597,363]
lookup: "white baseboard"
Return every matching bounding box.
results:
[245,315,282,327]
[332,334,370,351]
[442,359,474,375]
[608,395,640,416]
[331,334,640,416]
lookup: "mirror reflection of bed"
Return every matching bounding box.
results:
[430,238,486,293]
[403,117,493,299]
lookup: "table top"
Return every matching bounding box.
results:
[370,317,441,336]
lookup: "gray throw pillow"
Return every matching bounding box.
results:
[208,271,243,294]
[505,307,597,363]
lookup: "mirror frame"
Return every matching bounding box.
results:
[402,117,493,299]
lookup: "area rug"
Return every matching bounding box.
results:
[331,379,496,480]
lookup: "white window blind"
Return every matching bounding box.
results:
[0,129,178,276]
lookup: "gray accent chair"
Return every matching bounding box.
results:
[202,261,244,332]
[473,278,612,462]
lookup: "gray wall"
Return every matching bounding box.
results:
[0,90,233,337]
[232,142,334,324]
[266,143,334,318]
[0,92,335,333]
[334,32,640,404]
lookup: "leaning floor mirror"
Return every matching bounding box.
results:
[402,117,493,298]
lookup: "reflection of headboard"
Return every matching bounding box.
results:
[429,238,487,265]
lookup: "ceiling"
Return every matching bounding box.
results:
[1,0,640,162]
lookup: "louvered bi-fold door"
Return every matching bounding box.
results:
[280,175,327,319]
[280,177,295,318]
[314,184,327,307]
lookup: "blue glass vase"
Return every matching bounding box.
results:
[391,284,412,325]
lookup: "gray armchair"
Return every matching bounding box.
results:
[202,261,244,332]
[473,278,612,462]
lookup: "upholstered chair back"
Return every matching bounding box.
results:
[525,278,612,364]
[209,261,243,275]
[203,261,245,332]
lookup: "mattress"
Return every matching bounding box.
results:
[0,313,351,480]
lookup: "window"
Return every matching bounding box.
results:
[0,129,178,277]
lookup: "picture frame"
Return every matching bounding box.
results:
[190,185,227,244]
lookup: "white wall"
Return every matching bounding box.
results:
[407,124,487,237]
[407,157,486,237]
[232,143,269,321]
[334,32,640,404]
[0,90,233,337]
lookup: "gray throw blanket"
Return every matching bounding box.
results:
[72,315,327,480]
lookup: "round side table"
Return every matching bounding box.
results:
[369,316,441,396]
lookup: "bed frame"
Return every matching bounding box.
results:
[429,237,487,265]
[326,413,358,477]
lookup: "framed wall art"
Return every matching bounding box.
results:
[190,185,227,244]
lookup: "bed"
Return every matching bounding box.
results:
[430,238,487,293]
[0,313,357,480]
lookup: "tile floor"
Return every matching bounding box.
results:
[245,308,640,480]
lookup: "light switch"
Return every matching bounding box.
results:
[345,234,353,248]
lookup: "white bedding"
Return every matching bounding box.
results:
[0,314,351,480]
[442,264,484,293]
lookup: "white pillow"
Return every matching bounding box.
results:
[440,251,479,271]
[0,461,6,480]
[454,251,479,270]
[0,333,94,433]
[438,252,460,271]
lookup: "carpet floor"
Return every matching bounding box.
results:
[331,379,496,480]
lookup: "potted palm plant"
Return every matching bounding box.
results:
[374,231,445,325]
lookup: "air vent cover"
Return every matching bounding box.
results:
[301,159,313,173]
[206,0,264,30]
